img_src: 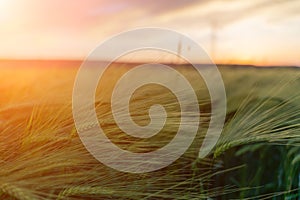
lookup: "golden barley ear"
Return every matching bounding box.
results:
[0,183,38,200]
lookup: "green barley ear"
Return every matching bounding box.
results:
[214,69,300,157]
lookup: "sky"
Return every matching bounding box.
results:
[0,0,299,66]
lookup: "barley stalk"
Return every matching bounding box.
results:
[57,186,116,199]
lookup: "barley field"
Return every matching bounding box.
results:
[0,60,299,199]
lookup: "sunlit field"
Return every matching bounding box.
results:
[0,60,300,199]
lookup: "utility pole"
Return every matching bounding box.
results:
[210,20,218,62]
[177,37,182,64]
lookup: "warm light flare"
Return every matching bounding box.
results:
[0,0,10,19]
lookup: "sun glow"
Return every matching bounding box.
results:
[0,0,8,6]
[0,0,11,21]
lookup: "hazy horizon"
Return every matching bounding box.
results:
[0,0,299,66]
[0,59,299,68]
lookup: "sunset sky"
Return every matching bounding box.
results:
[0,0,299,66]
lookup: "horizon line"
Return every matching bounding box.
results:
[0,59,299,68]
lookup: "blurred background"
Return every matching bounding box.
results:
[0,0,299,66]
